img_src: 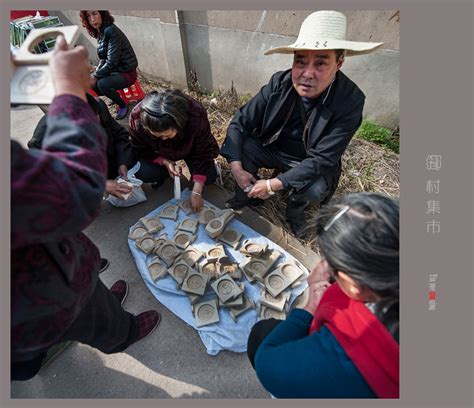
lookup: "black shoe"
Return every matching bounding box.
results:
[115,105,129,120]
[288,219,310,238]
[99,258,110,273]
[225,196,263,210]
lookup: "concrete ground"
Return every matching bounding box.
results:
[10,104,318,398]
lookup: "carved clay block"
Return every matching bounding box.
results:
[217,259,242,280]
[250,250,282,283]
[228,294,256,322]
[187,292,202,305]
[264,263,304,297]
[173,230,196,250]
[139,216,165,234]
[178,199,193,215]
[180,245,204,267]
[156,241,181,266]
[159,204,179,220]
[239,240,268,257]
[259,289,291,312]
[205,209,235,238]
[128,224,150,241]
[168,260,193,285]
[194,299,220,327]
[181,271,210,296]
[198,206,217,225]
[206,244,227,262]
[198,260,219,280]
[218,293,244,308]
[239,258,256,283]
[211,274,243,303]
[217,228,243,249]
[152,233,168,254]
[135,236,157,254]
[177,217,199,234]
[290,287,309,312]
[259,305,287,320]
[147,257,168,281]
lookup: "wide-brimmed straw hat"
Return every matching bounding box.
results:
[265,10,383,56]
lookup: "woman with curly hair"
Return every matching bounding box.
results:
[80,10,138,119]
[128,89,219,213]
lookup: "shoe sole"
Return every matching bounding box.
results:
[120,282,129,306]
[99,259,110,274]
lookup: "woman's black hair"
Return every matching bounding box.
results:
[315,192,399,342]
[139,89,189,134]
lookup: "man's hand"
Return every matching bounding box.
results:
[118,165,128,180]
[105,180,133,199]
[247,179,271,200]
[230,161,256,190]
[49,35,91,100]
[162,159,181,178]
[303,281,331,316]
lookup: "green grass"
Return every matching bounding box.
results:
[356,120,399,154]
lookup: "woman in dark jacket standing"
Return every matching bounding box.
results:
[80,10,138,119]
[128,89,219,212]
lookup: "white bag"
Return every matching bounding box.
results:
[106,162,147,207]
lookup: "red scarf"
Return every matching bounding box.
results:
[309,283,399,398]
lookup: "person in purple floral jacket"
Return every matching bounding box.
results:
[11,36,160,381]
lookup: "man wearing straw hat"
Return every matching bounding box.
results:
[220,10,383,237]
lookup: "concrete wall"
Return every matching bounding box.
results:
[50,10,399,129]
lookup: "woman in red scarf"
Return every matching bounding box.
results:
[247,192,399,398]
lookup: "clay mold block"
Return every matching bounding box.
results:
[217,227,243,249]
[206,244,227,262]
[173,230,196,250]
[218,293,244,308]
[264,263,304,297]
[168,260,193,285]
[177,217,199,234]
[194,299,220,327]
[156,241,181,266]
[259,305,287,320]
[205,209,234,239]
[198,206,217,225]
[198,260,219,280]
[239,240,268,257]
[211,274,243,303]
[135,236,157,254]
[128,224,149,241]
[187,292,202,305]
[139,216,164,234]
[178,199,193,215]
[180,245,204,267]
[239,258,256,283]
[181,271,210,296]
[152,233,168,254]
[159,204,179,220]
[250,250,282,283]
[217,259,242,280]
[229,294,256,322]
[147,257,168,281]
[259,289,291,312]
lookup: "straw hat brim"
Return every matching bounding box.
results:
[264,40,384,57]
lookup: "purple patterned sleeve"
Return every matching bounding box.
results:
[11,95,108,249]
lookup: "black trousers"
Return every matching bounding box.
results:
[93,73,132,108]
[237,137,329,222]
[11,279,137,381]
[135,159,218,186]
[247,318,282,369]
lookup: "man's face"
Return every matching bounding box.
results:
[291,50,344,99]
